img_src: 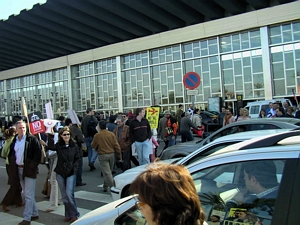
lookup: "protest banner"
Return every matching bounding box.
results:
[146,107,160,129]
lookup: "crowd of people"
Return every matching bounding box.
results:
[0,100,299,224]
[0,108,156,224]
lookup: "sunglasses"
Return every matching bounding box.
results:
[135,201,146,210]
[62,133,70,136]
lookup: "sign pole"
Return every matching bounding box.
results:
[192,95,195,109]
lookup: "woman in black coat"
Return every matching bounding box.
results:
[50,126,80,222]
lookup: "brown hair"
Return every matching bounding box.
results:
[4,126,16,140]
[130,163,205,225]
[57,126,74,145]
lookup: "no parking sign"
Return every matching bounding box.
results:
[28,111,45,135]
[183,72,201,90]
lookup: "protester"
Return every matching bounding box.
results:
[113,116,132,171]
[258,109,266,118]
[1,126,23,213]
[8,121,41,225]
[180,112,200,142]
[130,163,206,225]
[40,127,62,212]
[49,126,80,222]
[164,110,178,147]
[188,104,194,120]
[129,108,152,165]
[150,129,159,162]
[81,107,98,171]
[107,115,117,132]
[65,118,86,186]
[236,108,251,121]
[157,113,168,150]
[223,108,235,126]
[218,107,226,127]
[175,104,184,135]
[92,120,122,192]
[285,106,294,117]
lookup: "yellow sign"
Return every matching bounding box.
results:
[146,107,160,129]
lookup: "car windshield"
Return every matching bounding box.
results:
[191,159,286,225]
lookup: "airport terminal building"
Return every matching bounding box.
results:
[0,0,299,118]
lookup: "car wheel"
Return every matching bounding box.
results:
[121,185,131,198]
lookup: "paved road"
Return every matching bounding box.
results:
[0,139,172,225]
[0,137,196,224]
[0,155,118,225]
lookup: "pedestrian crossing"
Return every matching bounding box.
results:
[0,190,113,225]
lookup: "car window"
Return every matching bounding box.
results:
[210,126,241,142]
[183,142,241,166]
[115,206,147,225]
[191,159,285,225]
[261,104,269,112]
[250,105,259,114]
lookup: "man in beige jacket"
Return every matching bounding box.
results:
[91,120,122,192]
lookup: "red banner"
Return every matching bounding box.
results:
[29,120,45,135]
[28,111,45,135]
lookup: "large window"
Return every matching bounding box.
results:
[0,81,5,117]
[221,50,264,99]
[270,22,300,97]
[7,68,68,117]
[72,58,117,113]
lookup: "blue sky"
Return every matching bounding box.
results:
[0,0,46,20]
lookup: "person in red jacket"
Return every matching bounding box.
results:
[164,110,178,147]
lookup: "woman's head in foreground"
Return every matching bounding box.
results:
[130,163,205,225]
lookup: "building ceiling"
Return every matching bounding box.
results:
[0,0,295,72]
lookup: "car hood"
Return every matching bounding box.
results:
[72,196,136,225]
[164,139,200,150]
[160,140,202,159]
[113,158,179,189]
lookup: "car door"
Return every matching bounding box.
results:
[190,158,290,225]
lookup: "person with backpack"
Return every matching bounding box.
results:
[81,108,98,171]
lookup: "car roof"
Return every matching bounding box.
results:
[245,98,290,106]
[187,144,300,174]
[210,129,292,142]
[208,130,300,158]
[229,118,300,126]
[187,131,300,171]
[201,118,300,144]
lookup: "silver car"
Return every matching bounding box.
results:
[72,130,300,225]
[160,117,300,160]
[111,129,290,200]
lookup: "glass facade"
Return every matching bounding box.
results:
[6,68,68,118]
[269,22,300,97]
[71,58,118,114]
[2,21,300,117]
[0,81,5,117]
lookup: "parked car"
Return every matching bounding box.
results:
[200,111,219,132]
[111,129,291,201]
[74,131,300,225]
[245,98,292,118]
[160,117,300,160]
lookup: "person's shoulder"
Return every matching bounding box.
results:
[27,134,38,140]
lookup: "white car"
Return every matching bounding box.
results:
[73,130,300,225]
[110,129,290,201]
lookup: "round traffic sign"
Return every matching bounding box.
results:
[183,72,201,90]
